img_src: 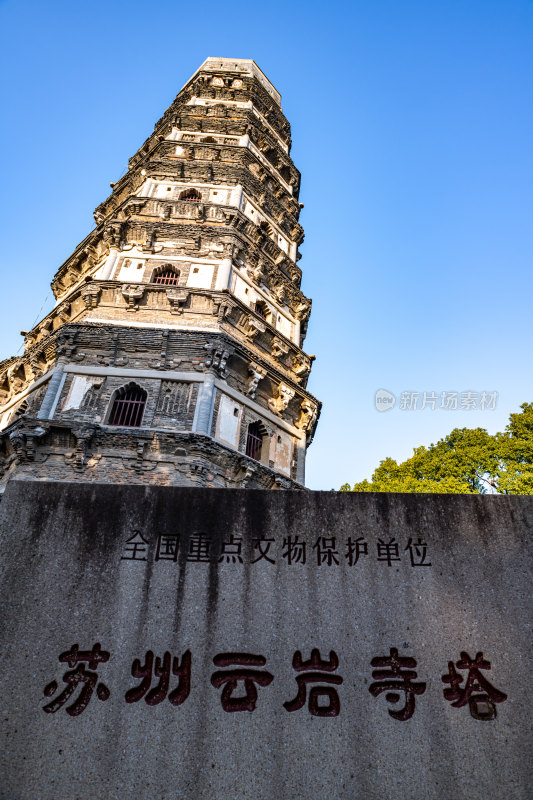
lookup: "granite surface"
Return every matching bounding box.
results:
[0,481,531,799]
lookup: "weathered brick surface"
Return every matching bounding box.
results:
[152,381,199,431]
[2,425,300,489]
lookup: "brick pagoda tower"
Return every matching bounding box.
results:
[0,58,319,490]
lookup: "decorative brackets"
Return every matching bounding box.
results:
[244,315,266,341]
[81,285,101,310]
[121,284,145,311]
[268,383,295,416]
[204,342,233,378]
[246,362,267,399]
[237,457,256,488]
[293,300,311,321]
[295,399,318,431]
[271,336,289,359]
[292,355,311,381]
[166,288,188,315]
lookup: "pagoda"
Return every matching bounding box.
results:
[0,58,320,490]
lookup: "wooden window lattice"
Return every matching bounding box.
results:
[179,189,201,202]
[152,268,180,286]
[109,385,147,428]
[245,422,264,462]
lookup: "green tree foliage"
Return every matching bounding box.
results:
[341,403,533,495]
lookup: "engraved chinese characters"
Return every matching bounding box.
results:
[122,531,433,568]
[368,648,426,721]
[43,643,508,721]
[125,650,191,706]
[284,649,343,717]
[211,653,274,712]
[442,651,508,720]
[43,644,111,716]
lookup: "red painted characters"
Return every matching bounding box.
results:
[43,643,111,716]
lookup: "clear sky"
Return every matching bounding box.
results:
[0,0,531,489]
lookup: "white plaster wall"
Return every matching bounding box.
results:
[270,429,292,475]
[187,97,250,110]
[209,188,230,204]
[232,274,254,306]
[186,264,214,290]
[166,128,180,141]
[93,250,119,280]
[276,313,293,340]
[216,394,242,448]
[214,259,232,291]
[277,235,289,253]
[243,200,257,223]
[149,180,237,203]
[117,259,145,282]
[230,185,243,209]
[155,183,174,199]
[232,274,295,340]
[62,376,92,411]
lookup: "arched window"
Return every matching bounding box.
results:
[259,220,274,238]
[246,421,264,461]
[264,148,278,166]
[151,265,180,285]
[280,166,291,184]
[108,384,147,428]
[179,188,202,202]
[254,300,269,320]
[201,136,217,143]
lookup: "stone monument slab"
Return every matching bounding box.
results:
[0,481,531,799]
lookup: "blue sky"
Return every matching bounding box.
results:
[0,0,531,489]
